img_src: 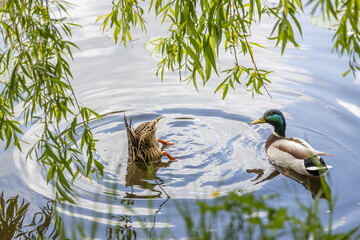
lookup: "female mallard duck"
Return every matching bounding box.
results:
[124,115,177,164]
[250,109,333,177]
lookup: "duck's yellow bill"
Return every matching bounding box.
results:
[250,116,265,125]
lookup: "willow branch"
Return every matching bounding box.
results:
[242,32,272,99]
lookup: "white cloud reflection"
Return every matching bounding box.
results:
[337,99,360,118]
[73,46,117,58]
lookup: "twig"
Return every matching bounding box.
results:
[149,197,170,238]
[233,4,273,98]
[242,32,272,99]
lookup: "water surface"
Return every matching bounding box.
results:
[2,0,360,238]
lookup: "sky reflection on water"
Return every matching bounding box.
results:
[2,0,360,238]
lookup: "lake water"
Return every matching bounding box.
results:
[1,0,360,238]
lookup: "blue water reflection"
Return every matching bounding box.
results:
[2,0,360,238]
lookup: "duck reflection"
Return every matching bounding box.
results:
[125,159,174,199]
[247,161,331,200]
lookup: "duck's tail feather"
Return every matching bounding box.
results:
[316,152,334,157]
[124,114,137,147]
[147,116,164,132]
[304,157,330,176]
[124,114,141,162]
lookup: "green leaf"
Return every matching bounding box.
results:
[47,165,55,183]
[94,160,104,175]
[86,154,93,175]
[294,0,304,11]
[342,69,351,77]
[182,42,202,68]
[205,58,212,81]
[56,183,76,204]
[222,84,229,100]
[289,13,302,36]
[204,38,218,75]
[249,42,266,49]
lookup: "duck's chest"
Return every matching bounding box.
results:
[265,134,280,151]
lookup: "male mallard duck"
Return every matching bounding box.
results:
[250,109,333,177]
[124,115,177,164]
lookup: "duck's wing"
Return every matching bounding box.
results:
[286,138,333,157]
[268,137,332,161]
[267,137,333,176]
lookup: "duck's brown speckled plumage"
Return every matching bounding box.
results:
[125,115,164,163]
[125,115,177,164]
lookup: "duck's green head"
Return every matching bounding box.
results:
[250,109,287,137]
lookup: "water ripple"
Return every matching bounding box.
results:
[13,108,277,203]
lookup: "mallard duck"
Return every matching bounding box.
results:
[250,109,333,177]
[124,115,177,164]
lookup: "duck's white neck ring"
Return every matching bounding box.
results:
[273,131,282,138]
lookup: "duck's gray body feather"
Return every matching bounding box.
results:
[266,133,332,176]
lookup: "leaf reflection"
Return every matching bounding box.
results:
[105,205,137,240]
[0,192,59,239]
